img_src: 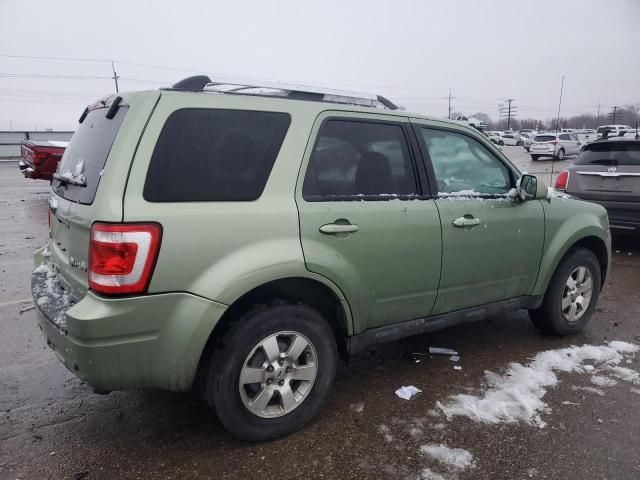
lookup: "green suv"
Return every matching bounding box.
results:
[33,76,611,441]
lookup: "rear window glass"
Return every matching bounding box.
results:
[596,127,610,133]
[576,142,640,166]
[302,120,418,200]
[51,106,127,204]
[144,109,290,202]
[534,135,555,142]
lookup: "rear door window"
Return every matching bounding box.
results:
[144,109,290,202]
[52,107,127,204]
[576,142,640,166]
[302,120,418,200]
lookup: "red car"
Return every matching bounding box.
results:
[18,140,68,181]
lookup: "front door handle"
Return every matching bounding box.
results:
[319,222,360,235]
[452,216,480,228]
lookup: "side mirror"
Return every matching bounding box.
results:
[518,174,548,201]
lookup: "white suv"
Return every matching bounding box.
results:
[596,125,634,139]
[530,133,581,160]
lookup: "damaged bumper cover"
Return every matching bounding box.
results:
[32,249,228,392]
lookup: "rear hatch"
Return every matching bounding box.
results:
[531,134,556,151]
[45,92,159,300]
[567,140,640,203]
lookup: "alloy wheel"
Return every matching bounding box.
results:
[239,331,317,418]
[561,266,593,322]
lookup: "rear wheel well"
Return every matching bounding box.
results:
[567,236,608,287]
[197,278,349,390]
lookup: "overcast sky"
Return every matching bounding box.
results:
[1,0,639,131]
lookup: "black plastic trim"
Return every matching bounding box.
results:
[348,295,543,354]
[105,96,123,120]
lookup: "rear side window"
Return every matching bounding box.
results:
[535,135,555,142]
[302,119,418,201]
[52,106,127,205]
[576,142,640,166]
[144,109,290,202]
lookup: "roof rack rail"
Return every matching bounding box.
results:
[201,77,397,109]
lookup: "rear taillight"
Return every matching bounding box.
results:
[555,170,570,190]
[549,140,557,145]
[88,223,162,295]
[33,152,49,166]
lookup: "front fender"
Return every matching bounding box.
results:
[533,198,611,296]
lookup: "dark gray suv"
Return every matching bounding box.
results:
[556,137,640,231]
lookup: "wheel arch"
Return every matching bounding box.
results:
[534,231,609,296]
[197,276,353,383]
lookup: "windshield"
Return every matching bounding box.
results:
[575,141,640,166]
[52,106,127,204]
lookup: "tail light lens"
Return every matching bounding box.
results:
[33,152,49,166]
[555,170,570,190]
[549,140,557,145]
[88,223,162,295]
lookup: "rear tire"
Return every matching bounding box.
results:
[203,302,338,441]
[498,140,505,146]
[531,155,539,161]
[529,247,601,336]
[555,148,565,161]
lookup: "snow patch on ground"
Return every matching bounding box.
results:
[420,444,475,470]
[590,375,618,387]
[608,366,640,384]
[571,385,605,397]
[436,342,638,428]
[420,467,450,480]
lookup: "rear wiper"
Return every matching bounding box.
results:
[53,172,87,187]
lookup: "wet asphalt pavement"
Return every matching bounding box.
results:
[1,148,639,480]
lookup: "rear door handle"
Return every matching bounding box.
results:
[452,216,480,228]
[319,223,360,235]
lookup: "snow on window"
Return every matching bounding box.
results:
[55,158,87,186]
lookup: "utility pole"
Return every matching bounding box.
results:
[595,101,601,119]
[111,61,120,93]
[447,88,455,119]
[610,106,618,124]
[506,98,513,130]
[498,99,517,130]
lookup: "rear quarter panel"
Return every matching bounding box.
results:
[122,93,351,328]
[533,195,611,295]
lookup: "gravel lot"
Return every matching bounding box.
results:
[1,150,639,480]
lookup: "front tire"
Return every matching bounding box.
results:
[203,303,338,441]
[498,140,505,146]
[531,155,540,161]
[529,247,601,335]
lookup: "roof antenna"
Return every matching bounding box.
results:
[550,75,565,187]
